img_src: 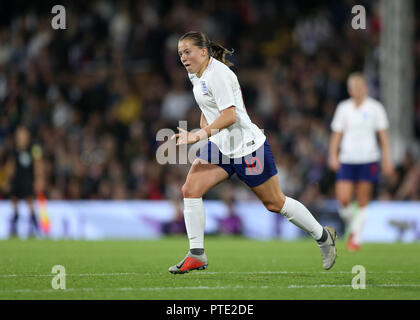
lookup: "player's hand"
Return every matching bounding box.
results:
[382,159,395,178]
[328,156,340,172]
[171,127,200,145]
[34,179,45,195]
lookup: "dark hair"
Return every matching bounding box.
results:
[179,31,234,67]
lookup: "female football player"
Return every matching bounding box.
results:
[329,73,394,251]
[169,31,337,274]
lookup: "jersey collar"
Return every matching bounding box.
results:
[196,57,213,79]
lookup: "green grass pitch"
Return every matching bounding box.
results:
[0,236,419,300]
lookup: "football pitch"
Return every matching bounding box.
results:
[0,236,419,300]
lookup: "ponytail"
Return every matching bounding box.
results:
[179,31,234,67]
[208,41,234,67]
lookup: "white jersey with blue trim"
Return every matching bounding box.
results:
[331,96,389,164]
[188,57,266,158]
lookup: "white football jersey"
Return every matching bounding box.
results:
[188,57,266,158]
[331,97,389,164]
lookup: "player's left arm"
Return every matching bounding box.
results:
[196,106,236,140]
[376,103,394,178]
[172,107,236,145]
[377,129,394,177]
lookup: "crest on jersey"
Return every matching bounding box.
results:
[200,81,209,95]
[362,111,368,120]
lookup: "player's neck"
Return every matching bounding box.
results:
[197,57,210,78]
[353,96,366,107]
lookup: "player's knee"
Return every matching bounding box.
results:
[265,203,281,213]
[181,182,202,198]
[339,198,352,207]
[264,194,286,214]
[181,183,190,198]
[357,199,369,208]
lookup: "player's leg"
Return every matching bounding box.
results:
[10,197,19,237]
[251,175,323,239]
[240,140,325,241]
[169,158,230,274]
[347,181,373,250]
[182,158,230,198]
[347,162,378,250]
[181,158,229,250]
[335,180,355,229]
[25,196,39,236]
[251,174,337,270]
[335,163,357,230]
[236,141,336,270]
[355,181,372,208]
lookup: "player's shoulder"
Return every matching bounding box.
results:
[210,57,230,70]
[336,98,352,110]
[207,57,236,80]
[365,96,385,109]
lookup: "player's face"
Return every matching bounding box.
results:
[16,127,29,149]
[347,77,368,101]
[178,40,207,74]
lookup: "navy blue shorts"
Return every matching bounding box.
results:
[197,140,278,188]
[337,162,380,183]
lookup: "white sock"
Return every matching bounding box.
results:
[338,204,353,226]
[280,196,324,240]
[350,206,367,245]
[183,198,205,249]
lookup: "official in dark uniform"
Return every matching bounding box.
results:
[8,126,44,237]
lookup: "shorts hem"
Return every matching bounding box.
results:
[243,171,278,188]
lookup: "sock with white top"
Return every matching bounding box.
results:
[183,198,205,252]
[338,204,354,226]
[350,206,367,245]
[280,196,324,241]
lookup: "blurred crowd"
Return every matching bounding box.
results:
[0,0,419,203]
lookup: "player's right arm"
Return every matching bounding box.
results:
[328,131,342,172]
[200,112,208,129]
[375,103,393,178]
[329,103,344,172]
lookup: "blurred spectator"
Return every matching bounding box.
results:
[7,126,44,236]
[0,0,418,202]
[160,67,194,124]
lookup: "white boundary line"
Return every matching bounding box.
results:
[288,284,420,288]
[0,285,269,294]
[197,271,419,275]
[0,272,140,278]
[0,270,416,278]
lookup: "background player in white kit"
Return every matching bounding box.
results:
[328,73,394,251]
[168,31,337,274]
